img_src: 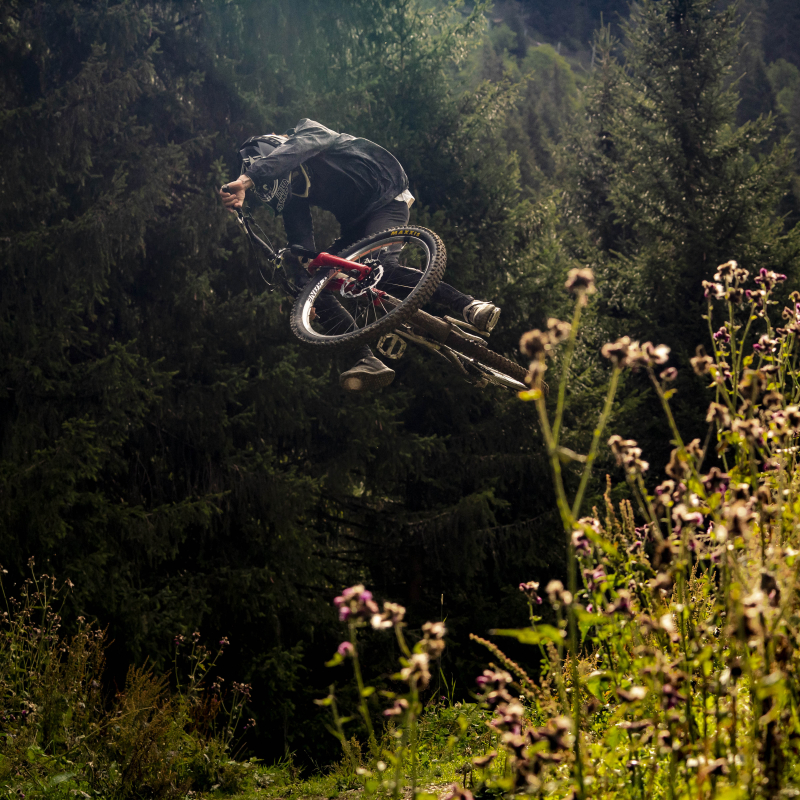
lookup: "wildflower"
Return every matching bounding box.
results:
[713,326,731,345]
[616,686,647,702]
[762,391,784,409]
[337,641,354,657]
[476,669,515,709]
[661,683,686,710]
[473,752,498,769]
[601,336,632,367]
[642,342,671,365]
[672,504,704,528]
[524,357,548,387]
[546,580,572,607]
[519,329,550,358]
[702,280,725,299]
[371,601,406,630]
[701,467,729,495]
[421,621,447,659]
[608,434,649,475]
[441,784,475,800]
[607,590,634,616]
[706,402,731,428]
[584,565,607,592]
[564,267,596,296]
[400,652,431,688]
[219,637,230,647]
[727,287,745,305]
[738,369,766,399]
[754,268,787,291]
[714,260,737,281]
[383,698,409,717]
[334,584,379,622]
[660,367,678,381]
[752,334,777,354]
[746,288,767,316]
[665,448,690,480]
[547,317,572,343]
[518,581,543,604]
[690,345,714,376]
[571,528,591,555]
[731,417,765,446]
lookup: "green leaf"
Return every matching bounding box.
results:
[491,625,564,644]
[361,686,375,698]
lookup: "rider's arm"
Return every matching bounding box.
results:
[243,119,339,185]
[282,197,315,252]
[219,174,253,211]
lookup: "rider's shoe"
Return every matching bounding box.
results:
[463,300,501,333]
[339,356,396,392]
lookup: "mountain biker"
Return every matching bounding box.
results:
[220,118,501,392]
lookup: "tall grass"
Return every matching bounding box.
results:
[0,566,253,798]
[321,261,800,799]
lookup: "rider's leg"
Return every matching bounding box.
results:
[333,202,500,331]
[284,255,395,392]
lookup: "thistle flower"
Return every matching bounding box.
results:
[334,584,379,622]
[547,317,572,343]
[702,280,725,299]
[371,601,406,630]
[608,434,649,475]
[420,621,447,658]
[400,652,431,687]
[383,698,409,717]
[519,329,550,358]
[706,402,731,428]
[519,580,543,603]
[601,336,632,367]
[701,467,729,495]
[571,528,592,555]
[754,268,787,291]
[546,580,572,607]
[714,260,737,281]
[690,345,714,376]
[337,641,354,657]
[564,267,596,296]
[665,448,690,480]
[441,785,475,800]
[713,326,731,345]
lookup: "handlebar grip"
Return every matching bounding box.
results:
[289,244,319,260]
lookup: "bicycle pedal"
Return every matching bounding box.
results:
[376,333,407,360]
[444,316,489,338]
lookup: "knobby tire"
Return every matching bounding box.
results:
[289,226,447,350]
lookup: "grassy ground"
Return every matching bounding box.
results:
[218,702,494,800]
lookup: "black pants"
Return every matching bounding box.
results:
[311,201,474,361]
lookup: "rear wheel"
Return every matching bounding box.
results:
[290,226,446,350]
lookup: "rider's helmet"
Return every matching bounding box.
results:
[237,134,309,213]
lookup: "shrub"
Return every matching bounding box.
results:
[0,568,252,798]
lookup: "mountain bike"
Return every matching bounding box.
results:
[227,202,529,391]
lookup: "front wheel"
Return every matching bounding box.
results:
[290,226,446,350]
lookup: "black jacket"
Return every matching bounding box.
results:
[243,119,409,251]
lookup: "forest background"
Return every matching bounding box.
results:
[3,0,800,767]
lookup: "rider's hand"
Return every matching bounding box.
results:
[219,176,253,212]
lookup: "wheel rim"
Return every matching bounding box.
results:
[296,235,433,340]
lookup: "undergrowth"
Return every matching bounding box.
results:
[302,261,800,799]
[0,567,254,799]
